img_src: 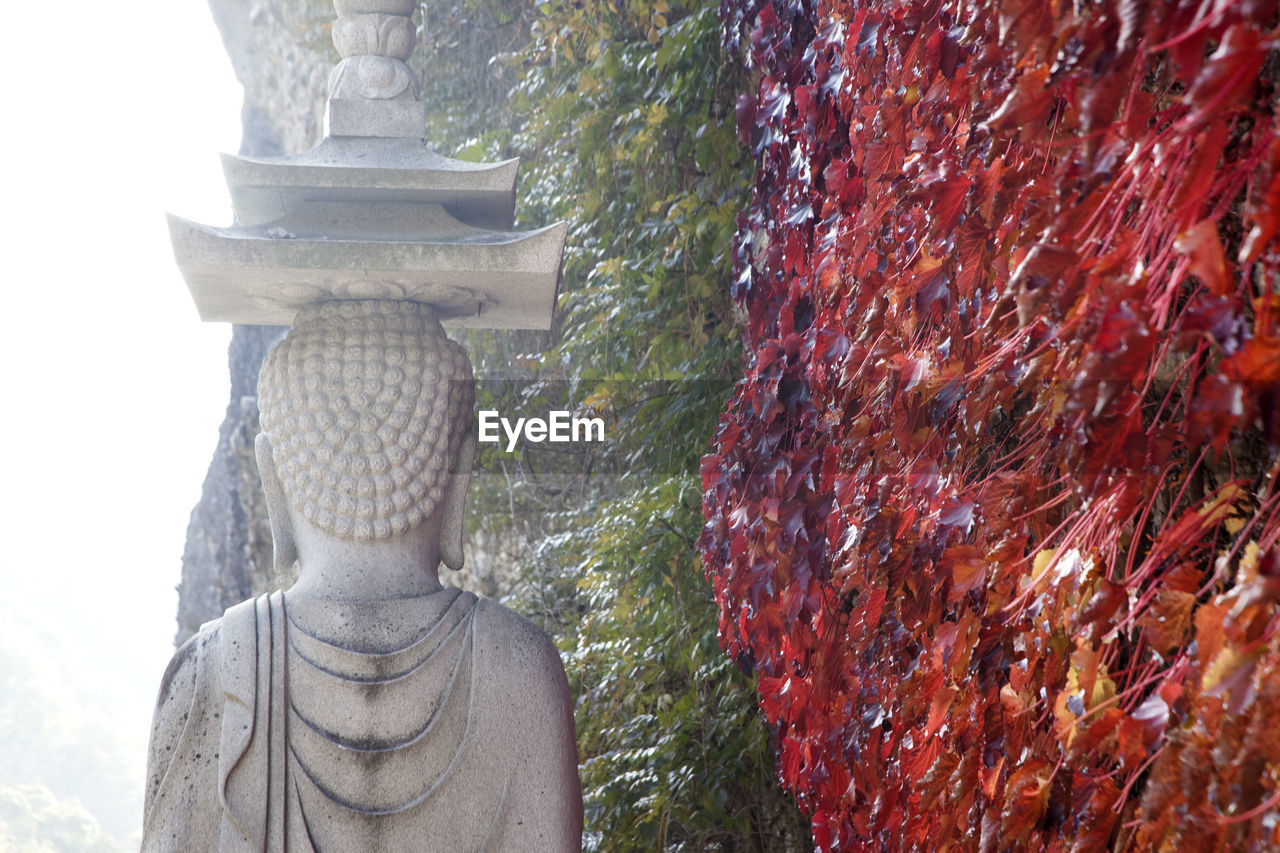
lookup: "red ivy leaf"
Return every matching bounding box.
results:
[986,65,1052,135]
[1175,220,1231,296]
[1223,335,1280,384]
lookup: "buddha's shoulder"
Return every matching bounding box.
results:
[471,597,570,692]
[467,597,578,792]
[154,595,262,703]
[153,623,222,716]
[151,597,267,722]
[145,623,226,827]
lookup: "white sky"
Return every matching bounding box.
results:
[1,0,244,829]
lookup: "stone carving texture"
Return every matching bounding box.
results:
[158,0,580,843]
[334,0,416,13]
[182,0,532,643]
[175,0,328,645]
[333,14,415,60]
[259,301,473,542]
[146,301,583,851]
[328,55,419,100]
[285,591,483,826]
[327,0,418,100]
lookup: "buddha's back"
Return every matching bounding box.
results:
[284,590,580,852]
[142,302,583,852]
[144,589,581,852]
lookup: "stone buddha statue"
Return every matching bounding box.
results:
[142,300,583,852]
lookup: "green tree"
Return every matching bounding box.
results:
[419,0,811,847]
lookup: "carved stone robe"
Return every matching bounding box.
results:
[143,588,582,852]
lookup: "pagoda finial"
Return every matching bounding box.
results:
[325,0,426,138]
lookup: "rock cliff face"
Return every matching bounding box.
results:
[207,0,331,159]
[175,325,284,643]
[175,0,518,642]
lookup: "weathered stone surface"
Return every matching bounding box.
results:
[148,303,583,850]
[334,0,415,14]
[326,96,426,137]
[174,0,566,330]
[178,0,525,645]
[169,205,567,328]
[172,0,332,642]
[328,55,418,100]
[219,138,520,229]
[332,13,415,60]
[325,0,421,137]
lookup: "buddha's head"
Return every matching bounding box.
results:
[255,299,476,571]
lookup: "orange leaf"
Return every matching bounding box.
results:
[986,65,1052,134]
[976,156,1006,222]
[926,686,957,738]
[1175,220,1230,296]
[982,753,1005,800]
[1069,707,1124,763]
[1194,601,1230,674]
[999,761,1052,846]
[1141,588,1196,654]
[944,545,988,604]
[1222,335,1280,384]
[1069,777,1121,853]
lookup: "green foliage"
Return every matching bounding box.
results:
[569,477,804,851]
[516,1,745,378]
[508,7,810,847]
[419,0,810,847]
[413,0,528,152]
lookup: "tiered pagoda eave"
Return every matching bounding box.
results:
[167,3,567,331]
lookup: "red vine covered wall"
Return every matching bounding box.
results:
[700,0,1280,848]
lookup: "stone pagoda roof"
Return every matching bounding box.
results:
[167,2,566,330]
